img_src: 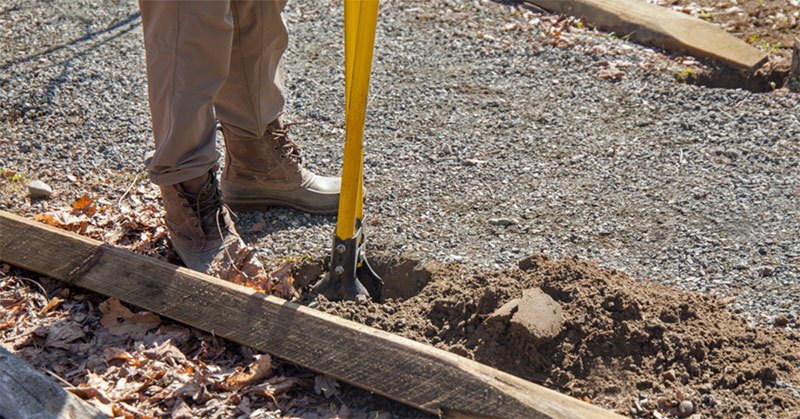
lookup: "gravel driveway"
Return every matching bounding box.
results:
[2,0,798,323]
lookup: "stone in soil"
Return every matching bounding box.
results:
[27,180,52,199]
[487,287,564,345]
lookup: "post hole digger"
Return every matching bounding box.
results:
[313,0,384,302]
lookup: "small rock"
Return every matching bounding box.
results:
[355,294,369,305]
[678,400,694,417]
[774,315,791,327]
[759,266,775,277]
[28,180,53,199]
[661,369,677,382]
[510,288,564,344]
[489,217,518,227]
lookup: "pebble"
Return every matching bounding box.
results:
[441,144,452,155]
[355,294,369,306]
[27,180,53,199]
[774,315,790,327]
[759,266,775,277]
[488,217,519,227]
[678,400,694,417]
[661,369,677,382]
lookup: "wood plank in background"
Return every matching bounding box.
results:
[528,0,768,71]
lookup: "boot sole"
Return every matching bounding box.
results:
[226,198,338,216]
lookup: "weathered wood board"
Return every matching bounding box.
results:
[0,211,621,418]
[528,0,768,71]
[0,346,107,419]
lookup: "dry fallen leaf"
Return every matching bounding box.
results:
[44,321,85,349]
[39,296,63,315]
[99,298,160,339]
[270,262,300,300]
[208,240,259,281]
[222,354,273,390]
[170,399,195,419]
[34,212,90,233]
[314,374,341,399]
[251,376,306,402]
[72,194,96,216]
[143,340,186,365]
[104,347,135,363]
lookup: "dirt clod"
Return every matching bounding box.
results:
[508,288,564,344]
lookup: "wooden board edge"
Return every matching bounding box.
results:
[0,210,622,418]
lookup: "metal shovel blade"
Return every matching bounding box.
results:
[312,231,383,302]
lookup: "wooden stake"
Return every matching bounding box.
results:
[0,211,619,418]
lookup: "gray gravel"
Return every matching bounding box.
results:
[1,0,798,323]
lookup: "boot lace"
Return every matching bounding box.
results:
[179,176,233,237]
[268,122,304,164]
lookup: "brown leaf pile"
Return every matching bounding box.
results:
[0,271,371,418]
[0,174,389,417]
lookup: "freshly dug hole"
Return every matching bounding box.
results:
[293,254,432,302]
[309,255,800,418]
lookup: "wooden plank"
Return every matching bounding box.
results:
[0,346,107,419]
[527,0,768,71]
[0,211,620,418]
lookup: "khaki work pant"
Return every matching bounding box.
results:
[139,0,288,186]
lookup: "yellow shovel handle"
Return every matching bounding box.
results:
[336,0,379,239]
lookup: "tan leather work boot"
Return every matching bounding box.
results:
[160,172,262,276]
[220,120,341,215]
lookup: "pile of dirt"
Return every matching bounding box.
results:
[308,254,800,417]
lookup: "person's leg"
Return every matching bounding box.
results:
[139,0,231,187]
[139,0,259,275]
[215,0,341,215]
[214,0,287,138]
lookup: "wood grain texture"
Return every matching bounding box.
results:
[0,346,106,419]
[0,211,620,418]
[528,0,767,71]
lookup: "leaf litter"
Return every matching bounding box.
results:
[0,270,389,418]
[2,177,403,418]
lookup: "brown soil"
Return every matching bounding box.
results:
[660,0,798,60]
[655,0,799,91]
[305,254,800,418]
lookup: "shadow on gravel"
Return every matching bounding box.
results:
[0,11,141,71]
[236,210,336,240]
